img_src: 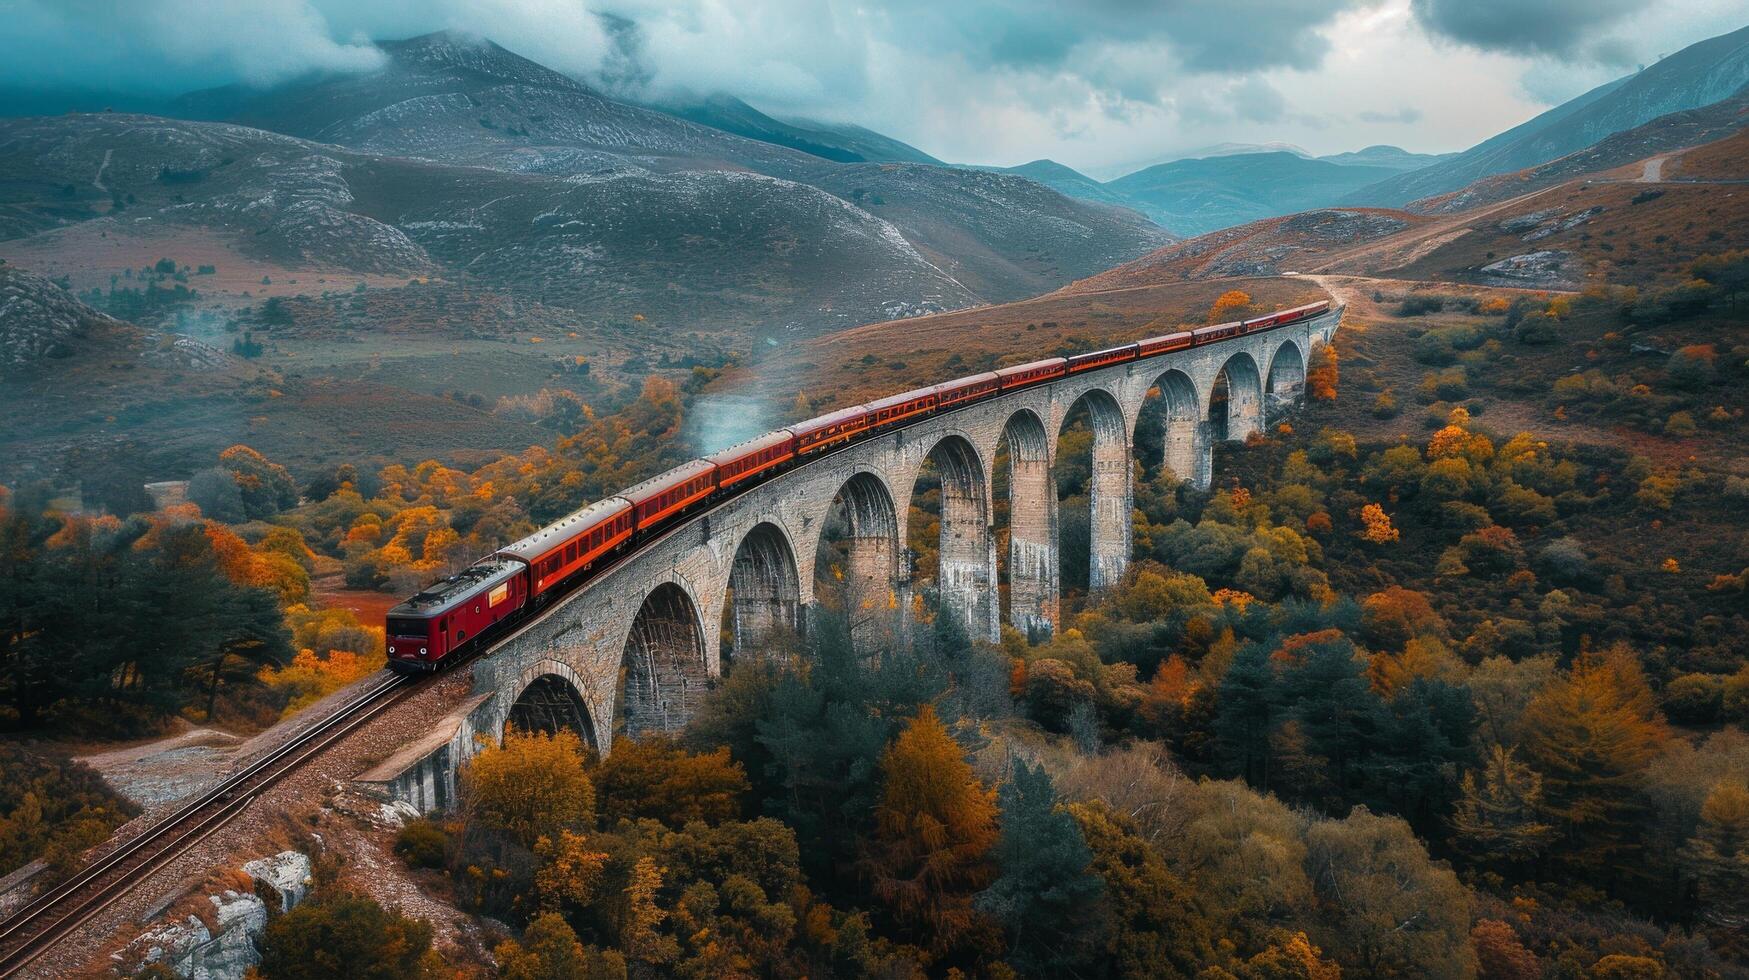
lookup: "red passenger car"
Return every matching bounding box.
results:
[622,460,719,535]
[708,430,797,492]
[866,388,937,432]
[790,405,871,456]
[934,372,1000,410]
[497,497,634,599]
[386,558,526,672]
[1191,320,1242,345]
[1067,343,1139,373]
[1138,330,1193,357]
[995,357,1068,391]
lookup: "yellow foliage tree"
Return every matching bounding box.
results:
[462,728,595,850]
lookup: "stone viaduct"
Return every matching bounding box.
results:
[360,306,1341,811]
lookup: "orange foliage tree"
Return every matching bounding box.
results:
[1306,341,1339,401]
[862,705,1000,958]
[592,736,749,827]
[1519,648,1671,885]
[1209,289,1252,323]
[1358,503,1400,544]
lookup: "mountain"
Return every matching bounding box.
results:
[170,32,1168,305]
[961,159,1139,210]
[1106,152,1398,237]
[173,32,818,178]
[0,113,980,332]
[1317,145,1456,171]
[663,95,941,165]
[1347,24,1749,206]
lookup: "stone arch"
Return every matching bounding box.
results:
[1057,386,1131,594]
[996,408,1056,638]
[1139,368,1210,490]
[618,581,707,739]
[723,521,802,664]
[908,432,996,641]
[1210,351,1264,443]
[1265,340,1306,415]
[508,672,597,749]
[814,470,903,649]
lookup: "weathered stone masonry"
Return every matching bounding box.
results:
[356,307,1340,811]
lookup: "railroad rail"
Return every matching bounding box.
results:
[0,674,417,977]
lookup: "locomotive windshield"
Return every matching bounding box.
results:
[387,618,429,636]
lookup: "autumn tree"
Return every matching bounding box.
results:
[1518,649,1670,886]
[1069,799,1216,977]
[256,893,439,980]
[217,444,299,519]
[462,728,595,850]
[497,912,625,980]
[1469,919,1540,980]
[863,705,1001,959]
[1684,781,1749,957]
[592,736,747,827]
[976,760,1103,975]
[1304,807,1476,979]
[1358,503,1400,544]
[1449,744,1554,871]
[1210,289,1253,323]
[1306,341,1339,401]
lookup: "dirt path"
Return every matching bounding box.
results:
[1306,182,1568,276]
[1638,152,1671,182]
[92,148,111,194]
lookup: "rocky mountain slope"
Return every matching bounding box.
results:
[1107,152,1400,237]
[661,94,941,165]
[0,113,981,332]
[1062,208,1429,290]
[168,32,1169,302]
[0,263,123,369]
[1348,24,1749,207]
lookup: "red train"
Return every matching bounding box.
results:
[385,299,1330,671]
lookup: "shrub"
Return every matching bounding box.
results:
[1371,391,1400,419]
[394,820,450,869]
[1662,674,1724,725]
[1397,294,1447,316]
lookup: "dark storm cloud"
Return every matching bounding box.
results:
[1409,0,1649,62]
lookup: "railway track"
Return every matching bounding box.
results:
[0,673,419,977]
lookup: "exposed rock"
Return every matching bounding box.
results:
[1498,208,1561,234]
[0,265,117,369]
[1478,250,1579,288]
[133,891,267,980]
[243,851,312,913]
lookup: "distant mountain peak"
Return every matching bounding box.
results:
[374,30,587,92]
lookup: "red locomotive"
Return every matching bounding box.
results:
[385,299,1330,672]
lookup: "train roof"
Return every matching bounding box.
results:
[933,371,1000,393]
[620,458,719,506]
[1191,320,1241,337]
[496,496,633,563]
[866,387,935,411]
[389,558,521,618]
[788,404,870,435]
[705,429,794,465]
[1139,329,1193,346]
[1069,343,1139,361]
[995,356,1067,378]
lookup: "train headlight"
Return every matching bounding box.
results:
[388,645,396,654]
[420,647,428,656]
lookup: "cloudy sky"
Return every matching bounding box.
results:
[4,0,1743,177]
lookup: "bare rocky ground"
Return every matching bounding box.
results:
[21,668,483,979]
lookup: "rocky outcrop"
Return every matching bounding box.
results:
[0,265,117,369]
[125,850,311,980]
[1478,250,1580,288]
